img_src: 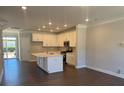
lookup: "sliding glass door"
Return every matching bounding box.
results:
[3,37,17,59]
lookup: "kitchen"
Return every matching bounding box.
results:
[30,24,86,73]
[31,26,76,73]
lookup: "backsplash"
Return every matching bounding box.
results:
[31,42,59,53]
[31,42,76,61]
[31,42,60,61]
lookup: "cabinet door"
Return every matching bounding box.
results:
[60,34,64,46]
[53,35,57,46]
[48,34,57,46]
[32,33,43,41]
[36,57,40,66]
[66,53,76,66]
[70,31,76,47]
[42,34,48,46]
[47,56,63,73]
[38,34,44,41]
[56,34,60,46]
[32,33,35,41]
[32,33,38,41]
[42,58,48,71]
[66,32,70,41]
[39,57,44,68]
[62,32,66,41]
[42,34,57,46]
[57,34,63,47]
[66,53,70,64]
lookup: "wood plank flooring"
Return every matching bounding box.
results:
[1,59,124,86]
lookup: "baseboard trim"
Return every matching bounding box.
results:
[0,69,3,84]
[87,66,124,79]
[67,63,75,66]
[75,65,86,69]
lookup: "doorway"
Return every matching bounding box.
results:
[3,37,17,59]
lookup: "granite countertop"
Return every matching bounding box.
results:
[32,52,62,57]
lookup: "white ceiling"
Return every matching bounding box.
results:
[1,6,124,32]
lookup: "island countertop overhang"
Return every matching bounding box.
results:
[32,52,63,57]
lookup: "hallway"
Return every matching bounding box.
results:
[1,59,124,86]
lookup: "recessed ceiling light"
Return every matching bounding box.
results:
[42,25,46,29]
[50,29,53,32]
[48,22,52,25]
[56,27,59,30]
[21,6,27,10]
[38,28,41,31]
[85,18,89,22]
[64,24,67,27]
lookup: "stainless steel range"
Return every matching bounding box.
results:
[61,41,73,64]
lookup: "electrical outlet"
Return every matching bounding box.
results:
[117,69,121,74]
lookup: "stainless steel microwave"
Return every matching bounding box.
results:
[64,41,70,47]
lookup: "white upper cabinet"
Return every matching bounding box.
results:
[32,33,57,46]
[57,33,64,47]
[44,34,57,46]
[32,33,46,42]
[32,33,38,41]
[57,31,76,47]
[32,30,76,47]
[69,31,76,47]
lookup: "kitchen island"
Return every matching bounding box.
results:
[32,52,63,73]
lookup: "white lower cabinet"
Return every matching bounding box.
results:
[37,57,43,68]
[43,58,48,71]
[47,56,63,73]
[37,56,63,73]
[66,53,76,66]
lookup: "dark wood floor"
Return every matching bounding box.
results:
[1,59,124,86]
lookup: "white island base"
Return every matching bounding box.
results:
[33,53,63,73]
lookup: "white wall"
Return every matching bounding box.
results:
[86,20,124,75]
[19,32,31,61]
[76,24,87,68]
